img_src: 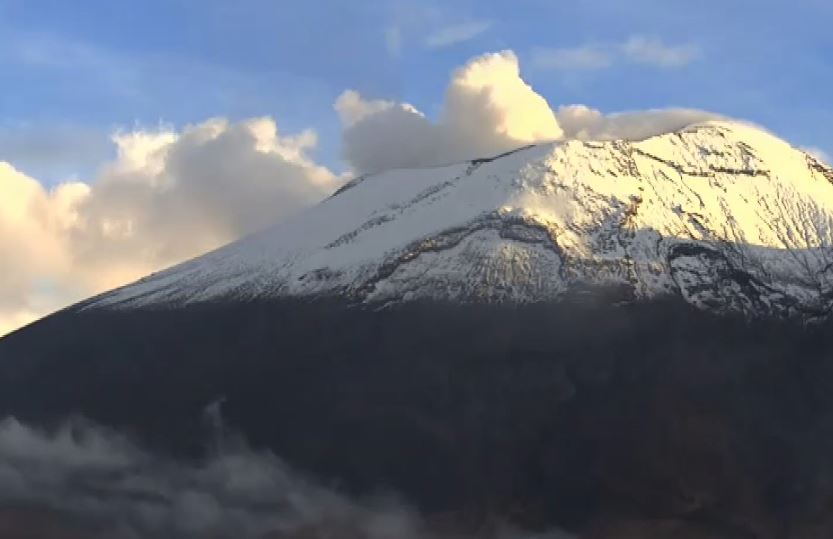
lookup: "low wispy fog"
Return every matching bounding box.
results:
[0,415,574,539]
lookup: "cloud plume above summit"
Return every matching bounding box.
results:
[337,50,718,174]
[336,51,563,174]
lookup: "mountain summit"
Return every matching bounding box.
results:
[89,121,833,317]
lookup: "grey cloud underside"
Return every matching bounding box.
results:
[0,416,577,539]
[0,419,467,539]
[86,122,833,319]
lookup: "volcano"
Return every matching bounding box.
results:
[3,121,833,538]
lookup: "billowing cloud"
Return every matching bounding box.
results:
[336,93,438,173]
[337,50,721,174]
[0,163,89,334]
[70,117,334,291]
[424,20,492,49]
[0,118,337,335]
[0,415,576,539]
[338,51,563,174]
[444,50,564,145]
[335,90,402,128]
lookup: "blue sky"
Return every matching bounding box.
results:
[1,0,832,182]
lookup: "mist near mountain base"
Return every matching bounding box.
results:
[0,415,574,539]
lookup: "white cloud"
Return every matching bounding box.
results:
[70,118,335,291]
[533,36,700,71]
[0,163,89,334]
[424,20,492,49]
[335,90,402,128]
[338,50,563,174]
[444,50,564,146]
[336,95,437,173]
[622,36,701,68]
[0,118,338,335]
[337,49,721,175]
[530,45,613,70]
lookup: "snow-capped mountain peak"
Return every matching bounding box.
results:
[86,121,833,317]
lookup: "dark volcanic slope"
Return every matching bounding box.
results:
[2,298,833,537]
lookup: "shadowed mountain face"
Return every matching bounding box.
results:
[3,297,833,538]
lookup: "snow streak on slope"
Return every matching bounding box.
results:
[87,121,833,317]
